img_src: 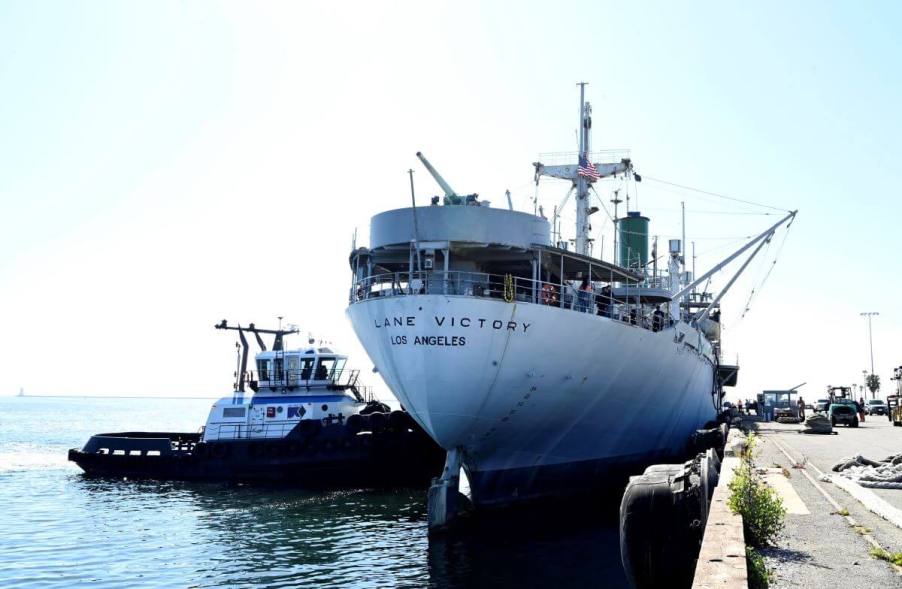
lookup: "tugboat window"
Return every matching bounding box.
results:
[287,355,300,384]
[257,359,270,381]
[333,358,347,380]
[300,358,314,381]
[273,356,284,381]
[316,357,336,380]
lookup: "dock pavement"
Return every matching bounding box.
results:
[748,415,902,587]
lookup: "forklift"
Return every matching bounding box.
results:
[826,385,859,428]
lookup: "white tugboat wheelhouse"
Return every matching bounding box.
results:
[201,321,374,442]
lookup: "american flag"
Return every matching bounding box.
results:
[578,154,600,180]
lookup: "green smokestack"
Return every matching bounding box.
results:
[617,211,649,270]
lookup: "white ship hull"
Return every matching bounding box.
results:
[348,294,718,506]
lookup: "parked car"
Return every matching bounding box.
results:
[866,399,888,416]
[829,399,859,427]
[815,399,831,413]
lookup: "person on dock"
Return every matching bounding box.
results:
[797,396,806,420]
[857,397,866,422]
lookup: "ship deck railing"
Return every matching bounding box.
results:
[350,270,680,333]
[537,149,631,166]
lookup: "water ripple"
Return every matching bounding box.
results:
[1,397,627,588]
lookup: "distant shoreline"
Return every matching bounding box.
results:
[6,395,220,400]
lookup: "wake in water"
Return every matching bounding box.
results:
[0,443,76,473]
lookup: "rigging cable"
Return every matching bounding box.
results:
[641,175,789,213]
[739,219,795,320]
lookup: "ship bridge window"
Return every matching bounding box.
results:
[257,359,271,381]
[223,407,246,418]
[315,357,336,380]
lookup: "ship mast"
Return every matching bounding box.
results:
[576,82,590,256]
[533,84,634,260]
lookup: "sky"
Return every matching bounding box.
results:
[2,1,901,402]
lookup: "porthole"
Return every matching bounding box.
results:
[321,404,328,411]
[277,406,284,414]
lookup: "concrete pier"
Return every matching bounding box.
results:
[753,417,902,587]
[692,430,747,589]
[692,417,902,588]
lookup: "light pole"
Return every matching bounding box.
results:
[861,311,879,399]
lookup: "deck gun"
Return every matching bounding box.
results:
[416,151,478,205]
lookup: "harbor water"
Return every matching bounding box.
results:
[1,396,629,588]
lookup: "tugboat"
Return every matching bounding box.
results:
[68,320,445,487]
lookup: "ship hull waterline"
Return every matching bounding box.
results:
[348,294,718,507]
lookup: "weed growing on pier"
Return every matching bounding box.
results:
[745,547,771,589]
[728,434,786,547]
[869,546,902,566]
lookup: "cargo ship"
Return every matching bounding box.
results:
[346,85,794,512]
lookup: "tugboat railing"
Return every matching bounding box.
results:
[245,368,362,391]
[207,416,348,441]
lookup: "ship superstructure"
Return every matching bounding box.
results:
[346,86,794,509]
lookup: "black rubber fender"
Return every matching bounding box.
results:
[360,401,391,415]
[345,413,364,434]
[389,410,413,431]
[620,462,704,589]
[367,412,387,433]
[690,428,723,455]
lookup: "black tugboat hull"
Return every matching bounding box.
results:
[68,425,445,488]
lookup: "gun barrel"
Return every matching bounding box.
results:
[416,151,457,198]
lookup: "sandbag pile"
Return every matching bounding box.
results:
[832,453,902,489]
[800,414,832,434]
